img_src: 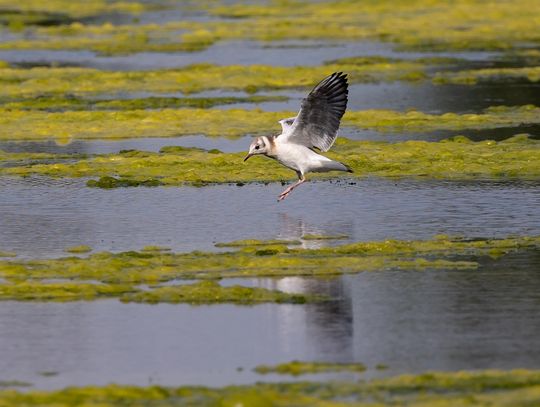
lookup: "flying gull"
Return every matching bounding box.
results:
[244,72,352,201]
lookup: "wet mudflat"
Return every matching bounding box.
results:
[1,0,540,403]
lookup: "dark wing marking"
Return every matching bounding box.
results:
[282,72,348,152]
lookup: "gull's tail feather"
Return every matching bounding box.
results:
[343,162,354,173]
[316,159,353,173]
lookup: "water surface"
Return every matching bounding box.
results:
[1,249,539,390]
[1,177,538,258]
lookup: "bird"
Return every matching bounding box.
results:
[244,71,352,201]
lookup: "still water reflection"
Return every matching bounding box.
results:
[1,178,538,258]
[1,250,538,390]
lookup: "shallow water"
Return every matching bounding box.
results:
[1,177,538,259]
[0,135,253,155]
[1,249,539,390]
[1,4,540,394]
[0,41,501,70]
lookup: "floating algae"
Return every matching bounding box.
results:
[140,245,171,253]
[0,280,319,304]
[254,360,366,376]
[2,369,540,405]
[344,105,540,133]
[1,136,538,185]
[64,245,92,254]
[2,104,540,141]
[301,234,349,241]
[121,281,315,305]
[214,239,302,248]
[0,0,538,54]
[0,62,426,98]
[0,95,289,112]
[0,236,538,287]
[0,0,147,19]
[434,66,540,85]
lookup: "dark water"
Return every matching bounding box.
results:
[1,249,539,390]
[1,177,538,259]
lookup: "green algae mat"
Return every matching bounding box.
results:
[0,236,538,303]
[0,0,538,54]
[0,62,426,98]
[1,104,539,141]
[2,369,540,406]
[1,136,538,186]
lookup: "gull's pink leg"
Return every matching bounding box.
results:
[278,177,306,202]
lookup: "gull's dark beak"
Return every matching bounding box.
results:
[244,153,253,162]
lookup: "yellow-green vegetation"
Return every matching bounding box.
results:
[2,370,540,405]
[254,360,366,376]
[0,280,317,304]
[1,136,538,185]
[0,380,31,388]
[0,0,538,54]
[215,239,302,248]
[302,234,349,241]
[1,236,538,286]
[0,281,135,302]
[1,104,540,141]
[0,236,538,302]
[346,105,540,133]
[64,245,92,254]
[0,251,16,258]
[140,245,171,253]
[122,281,314,305]
[434,66,540,85]
[0,62,425,98]
[0,0,147,20]
[0,95,289,111]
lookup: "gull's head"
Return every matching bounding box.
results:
[244,136,269,162]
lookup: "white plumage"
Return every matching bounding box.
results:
[244,72,351,201]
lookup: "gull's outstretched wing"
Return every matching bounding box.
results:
[280,72,348,152]
[278,116,297,133]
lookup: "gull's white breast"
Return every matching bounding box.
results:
[274,137,338,175]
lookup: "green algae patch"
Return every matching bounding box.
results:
[302,234,349,241]
[121,281,317,305]
[254,361,366,376]
[0,236,537,292]
[345,105,540,133]
[2,104,540,142]
[0,0,147,20]
[215,239,302,248]
[0,62,425,100]
[1,0,539,54]
[141,245,171,253]
[86,176,163,188]
[0,281,136,302]
[3,370,540,406]
[0,279,318,304]
[434,66,540,85]
[64,245,92,254]
[1,95,289,112]
[0,380,31,388]
[2,136,539,184]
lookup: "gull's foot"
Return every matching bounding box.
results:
[277,190,291,202]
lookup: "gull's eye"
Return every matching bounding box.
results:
[255,145,260,150]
